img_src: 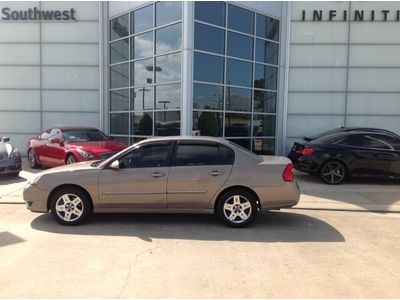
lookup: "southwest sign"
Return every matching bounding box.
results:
[1,7,77,21]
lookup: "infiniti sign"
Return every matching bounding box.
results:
[1,7,76,21]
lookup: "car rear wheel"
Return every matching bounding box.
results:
[66,154,76,165]
[217,189,257,228]
[50,188,92,225]
[28,148,40,169]
[320,160,346,185]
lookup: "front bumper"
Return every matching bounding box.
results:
[23,183,49,213]
[0,156,22,175]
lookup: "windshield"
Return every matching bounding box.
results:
[62,129,109,142]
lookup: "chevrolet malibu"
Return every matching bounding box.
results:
[24,137,300,227]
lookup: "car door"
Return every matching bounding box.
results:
[44,129,66,166]
[34,129,52,165]
[166,140,234,209]
[98,141,172,208]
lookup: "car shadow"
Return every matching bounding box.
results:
[31,211,345,243]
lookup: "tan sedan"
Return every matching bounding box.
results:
[24,136,300,227]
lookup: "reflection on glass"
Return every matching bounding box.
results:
[132,32,153,60]
[155,111,180,136]
[110,113,129,134]
[193,83,223,110]
[111,135,129,145]
[110,14,129,41]
[228,4,254,35]
[224,113,251,137]
[131,112,153,135]
[194,22,225,55]
[228,139,251,150]
[110,63,129,89]
[226,59,252,87]
[253,114,276,136]
[155,83,181,109]
[131,58,153,86]
[227,32,253,60]
[255,39,278,65]
[195,1,225,27]
[131,86,154,110]
[253,138,275,155]
[256,14,279,42]
[225,87,251,112]
[131,4,153,34]
[110,39,129,64]
[155,53,181,83]
[156,1,182,27]
[156,23,182,55]
[194,52,224,84]
[110,89,129,111]
[130,136,146,145]
[193,111,223,137]
[254,64,278,90]
[254,90,276,113]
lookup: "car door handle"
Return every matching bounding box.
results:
[151,172,166,178]
[209,170,225,176]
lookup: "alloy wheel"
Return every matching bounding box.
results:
[66,155,76,165]
[55,193,84,222]
[223,195,252,224]
[321,161,345,184]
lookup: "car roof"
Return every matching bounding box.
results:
[136,136,231,145]
[45,126,99,131]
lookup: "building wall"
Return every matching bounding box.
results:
[0,1,101,153]
[287,1,400,152]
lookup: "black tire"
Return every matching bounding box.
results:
[320,160,347,185]
[217,189,258,228]
[50,187,92,226]
[66,154,76,165]
[28,148,40,169]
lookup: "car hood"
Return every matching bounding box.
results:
[67,140,126,154]
[38,161,98,176]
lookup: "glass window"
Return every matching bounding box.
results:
[224,113,251,137]
[131,86,154,110]
[194,1,225,27]
[194,22,225,55]
[155,53,181,83]
[173,142,220,166]
[110,136,129,145]
[226,59,252,87]
[362,135,395,150]
[254,64,277,90]
[256,14,279,42]
[156,1,182,27]
[228,4,254,35]
[219,145,235,164]
[110,14,129,41]
[110,39,129,64]
[155,111,180,136]
[227,139,251,150]
[225,87,251,112]
[193,83,223,110]
[254,90,276,113]
[193,111,223,137]
[155,83,181,109]
[227,32,253,60]
[110,63,129,89]
[156,23,181,55]
[253,114,276,136]
[255,39,278,65]
[110,89,129,111]
[194,52,224,84]
[131,32,153,60]
[131,112,153,135]
[253,138,275,155]
[119,142,171,168]
[131,5,153,34]
[110,113,129,135]
[131,58,153,86]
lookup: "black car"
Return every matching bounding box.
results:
[288,129,400,184]
[302,127,400,142]
[0,137,22,177]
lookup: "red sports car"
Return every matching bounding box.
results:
[27,127,127,168]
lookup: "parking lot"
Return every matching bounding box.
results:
[1,161,400,298]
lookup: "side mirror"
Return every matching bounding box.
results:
[110,160,120,170]
[1,137,10,142]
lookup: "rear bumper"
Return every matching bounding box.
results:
[297,156,321,174]
[254,181,300,211]
[0,156,22,175]
[23,183,49,213]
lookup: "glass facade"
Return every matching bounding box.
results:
[193,2,279,154]
[109,2,182,143]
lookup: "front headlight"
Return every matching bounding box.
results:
[77,148,94,158]
[9,148,20,158]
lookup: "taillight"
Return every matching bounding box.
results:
[283,163,294,182]
[296,146,314,156]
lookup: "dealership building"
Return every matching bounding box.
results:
[1,1,399,155]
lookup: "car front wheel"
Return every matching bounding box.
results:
[217,189,257,228]
[66,154,76,165]
[50,188,92,225]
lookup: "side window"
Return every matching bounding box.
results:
[218,145,235,165]
[40,130,51,140]
[362,135,395,150]
[47,129,61,140]
[119,142,171,169]
[338,135,363,147]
